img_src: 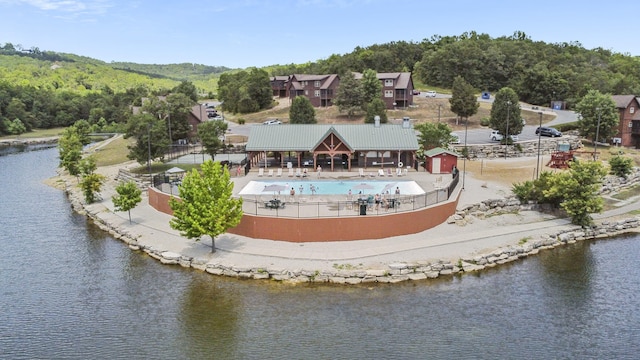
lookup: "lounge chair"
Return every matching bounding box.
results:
[267,169,274,177]
[396,168,403,176]
[378,169,385,177]
[276,168,282,177]
[258,168,264,177]
[386,168,393,177]
[358,168,365,177]
[295,168,302,177]
[288,168,294,177]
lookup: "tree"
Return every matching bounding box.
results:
[125,114,170,164]
[449,76,479,123]
[172,81,198,103]
[4,119,27,137]
[334,71,363,119]
[608,155,633,178]
[360,69,381,110]
[415,122,455,150]
[546,160,607,227]
[575,90,619,143]
[58,127,83,176]
[289,96,316,124]
[364,98,388,124]
[169,161,243,253]
[112,181,142,223]
[79,172,106,204]
[489,87,522,138]
[198,120,228,159]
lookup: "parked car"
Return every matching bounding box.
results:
[412,89,420,95]
[263,119,282,125]
[490,130,518,142]
[426,90,437,97]
[450,133,461,144]
[535,126,562,137]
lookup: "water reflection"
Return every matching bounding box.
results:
[2,146,640,359]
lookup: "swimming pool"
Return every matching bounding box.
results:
[238,180,425,196]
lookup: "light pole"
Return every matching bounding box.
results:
[536,111,542,179]
[147,123,152,187]
[594,107,601,161]
[463,117,468,189]
[505,101,511,160]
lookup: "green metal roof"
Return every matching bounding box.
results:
[245,124,419,152]
[424,147,459,157]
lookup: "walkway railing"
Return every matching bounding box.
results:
[240,174,459,218]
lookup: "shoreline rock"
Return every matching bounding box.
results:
[56,167,640,285]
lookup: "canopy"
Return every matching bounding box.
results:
[166,167,186,174]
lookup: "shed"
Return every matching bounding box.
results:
[424,147,459,174]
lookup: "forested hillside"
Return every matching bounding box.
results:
[2,31,640,137]
[266,31,640,107]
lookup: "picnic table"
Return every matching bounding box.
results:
[265,199,285,209]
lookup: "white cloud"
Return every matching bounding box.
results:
[3,0,112,17]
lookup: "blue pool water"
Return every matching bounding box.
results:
[238,180,425,196]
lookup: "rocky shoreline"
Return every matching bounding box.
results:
[59,167,640,285]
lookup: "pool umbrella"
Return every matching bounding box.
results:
[262,184,288,197]
[382,182,397,194]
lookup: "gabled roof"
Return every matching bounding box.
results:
[288,74,339,90]
[246,124,419,152]
[425,147,459,158]
[612,95,637,109]
[353,72,413,89]
[312,126,353,151]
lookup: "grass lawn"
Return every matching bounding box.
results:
[0,127,66,140]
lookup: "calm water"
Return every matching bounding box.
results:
[1,146,639,359]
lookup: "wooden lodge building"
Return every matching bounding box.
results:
[245,119,419,172]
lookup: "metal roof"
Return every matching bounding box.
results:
[246,124,419,152]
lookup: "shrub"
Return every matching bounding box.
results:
[480,117,491,127]
[238,118,245,125]
[609,155,633,178]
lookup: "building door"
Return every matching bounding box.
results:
[432,157,441,174]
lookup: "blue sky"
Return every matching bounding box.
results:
[0,0,637,69]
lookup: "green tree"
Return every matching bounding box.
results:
[545,160,607,226]
[198,120,228,159]
[79,172,106,204]
[575,90,619,144]
[334,71,363,119]
[489,87,522,138]
[172,81,198,103]
[73,119,92,145]
[125,114,170,164]
[289,96,316,124]
[112,181,142,223]
[415,122,455,150]
[449,76,479,123]
[360,69,381,110]
[169,161,243,253]
[4,118,27,137]
[608,155,633,178]
[364,98,388,124]
[78,155,97,176]
[58,127,83,176]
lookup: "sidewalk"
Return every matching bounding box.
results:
[82,168,640,273]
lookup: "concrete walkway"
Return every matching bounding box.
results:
[80,166,640,273]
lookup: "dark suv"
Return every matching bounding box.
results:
[535,127,562,137]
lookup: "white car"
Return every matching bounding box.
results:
[490,130,518,142]
[263,119,282,125]
[450,133,461,144]
[426,90,437,97]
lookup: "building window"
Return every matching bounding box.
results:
[305,90,308,96]
[384,90,393,98]
[384,79,394,87]
[314,81,321,87]
[314,90,320,97]
[631,107,635,114]
[302,81,308,86]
